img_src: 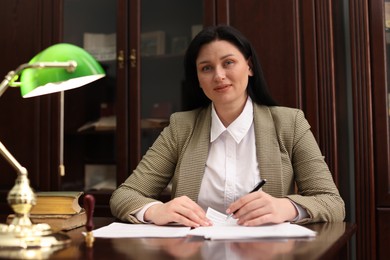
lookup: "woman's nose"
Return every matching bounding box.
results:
[213,67,225,81]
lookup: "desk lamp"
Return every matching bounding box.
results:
[0,43,105,248]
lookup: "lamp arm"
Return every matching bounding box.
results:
[0,61,77,98]
[0,63,35,97]
[0,70,17,97]
[0,64,31,175]
[0,61,76,174]
[0,141,28,176]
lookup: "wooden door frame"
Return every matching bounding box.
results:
[349,0,376,259]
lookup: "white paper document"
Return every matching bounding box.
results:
[92,222,191,238]
[205,207,238,226]
[196,207,316,240]
[92,207,316,240]
[188,222,316,240]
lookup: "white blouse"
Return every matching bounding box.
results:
[197,97,261,213]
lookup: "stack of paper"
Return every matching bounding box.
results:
[188,222,316,240]
[188,207,316,240]
[92,207,316,240]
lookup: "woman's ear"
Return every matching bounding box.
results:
[247,57,254,76]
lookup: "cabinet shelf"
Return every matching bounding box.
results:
[141,118,169,129]
[77,116,116,133]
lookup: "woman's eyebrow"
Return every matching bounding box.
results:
[197,54,235,65]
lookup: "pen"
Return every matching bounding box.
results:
[226,179,267,220]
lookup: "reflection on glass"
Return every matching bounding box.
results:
[386,1,390,149]
[140,0,203,155]
[63,0,117,191]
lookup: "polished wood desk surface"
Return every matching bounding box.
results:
[1,218,356,260]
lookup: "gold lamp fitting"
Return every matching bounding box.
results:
[0,143,71,248]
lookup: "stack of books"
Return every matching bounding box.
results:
[7,191,87,232]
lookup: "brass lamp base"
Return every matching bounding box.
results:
[0,222,71,248]
[0,224,71,259]
[0,224,72,250]
[0,163,71,250]
[0,142,72,254]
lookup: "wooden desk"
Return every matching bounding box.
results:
[0,218,356,260]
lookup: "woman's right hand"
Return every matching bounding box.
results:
[144,196,212,227]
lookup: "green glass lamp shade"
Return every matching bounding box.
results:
[20,43,105,98]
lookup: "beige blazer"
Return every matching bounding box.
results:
[110,104,345,224]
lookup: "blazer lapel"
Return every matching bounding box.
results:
[253,105,284,197]
[175,107,211,202]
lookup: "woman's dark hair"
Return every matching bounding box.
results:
[182,25,277,110]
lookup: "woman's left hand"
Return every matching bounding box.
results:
[226,191,298,226]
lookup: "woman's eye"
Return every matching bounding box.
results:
[201,65,211,72]
[224,60,234,66]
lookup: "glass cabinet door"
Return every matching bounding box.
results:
[385,1,390,201]
[375,2,390,258]
[59,0,205,193]
[379,0,390,206]
[384,0,390,120]
[387,2,390,124]
[140,0,203,155]
[62,0,117,192]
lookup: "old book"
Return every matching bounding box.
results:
[77,115,116,132]
[141,118,169,129]
[7,210,87,232]
[30,191,83,215]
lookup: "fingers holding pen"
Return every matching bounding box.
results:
[226,178,268,221]
[226,191,265,220]
[227,192,298,226]
[234,192,274,225]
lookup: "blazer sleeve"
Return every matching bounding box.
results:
[109,113,182,223]
[279,109,346,223]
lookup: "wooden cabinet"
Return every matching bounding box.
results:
[0,0,206,216]
[138,1,204,159]
[374,0,390,208]
[58,0,117,214]
[60,0,205,215]
[370,1,390,259]
[350,0,390,259]
[0,0,62,213]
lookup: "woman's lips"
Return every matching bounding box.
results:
[214,84,231,91]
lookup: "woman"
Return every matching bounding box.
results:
[110,25,345,227]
